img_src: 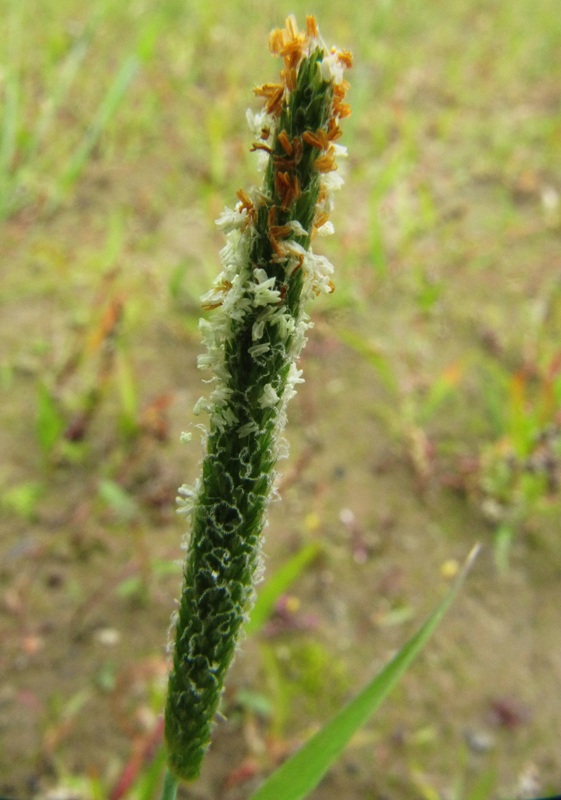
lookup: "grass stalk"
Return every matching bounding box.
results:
[164,14,352,783]
[161,769,178,800]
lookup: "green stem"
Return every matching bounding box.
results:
[161,768,179,800]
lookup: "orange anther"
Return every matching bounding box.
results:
[285,15,298,40]
[277,130,293,156]
[306,16,319,38]
[303,129,330,150]
[337,49,353,69]
[269,224,293,240]
[269,15,308,75]
[273,137,303,171]
[327,117,343,141]
[235,189,256,226]
[236,189,253,209]
[274,171,301,209]
[314,149,338,173]
[253,83,285,115]
[332,80,352,118]
[250,142,273,155]
[269,28,285,55]
[314,210,330,229]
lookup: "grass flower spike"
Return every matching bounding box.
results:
[165,16,351,782]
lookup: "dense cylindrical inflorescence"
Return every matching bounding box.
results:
[165,15,351,781]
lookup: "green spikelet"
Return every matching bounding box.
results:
[165,15,352,781]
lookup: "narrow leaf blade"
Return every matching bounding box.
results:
[246,542,321,636]
[249,546,479,800]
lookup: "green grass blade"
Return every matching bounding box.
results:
[249,546,479,800]
[246,542,322,636]
[26,35,91,161]
[36,381,65,454]
[466,768,496,800]
[0,71,19,176]
[60,53,140,191]
[0,70,20,217]
[494,523,513,574]
[335,327,398,395]
[57,11,163,197]
[134,745,167,800]
[0,2,21,177]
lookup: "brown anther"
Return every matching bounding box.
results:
[303,129,330,150]
[333,81,352,119]
[236,189,256,225]
[250,142,274,155]
[314,148,338,173]
[236,189,253,211]
[274,170,301,209]
[273,135,303,172]
[269,15,307,75]
[267,208,297,258]
[277,130,293,156]
[333,103,351,119]
[317,183,329,207]
[269,224,294,240]
[274,170,288,196]
[290,173,302,202]
[314,210,330,229]
[269,233,287,259]
[291,252,305,273]
[292,136,303,164]
[334,100,352,119]
[327,117,343,141]
[254,83,285,115]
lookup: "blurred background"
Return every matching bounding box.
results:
[1,0,560,798]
